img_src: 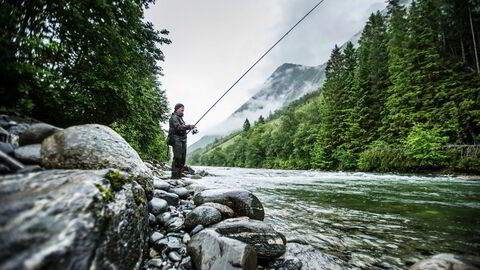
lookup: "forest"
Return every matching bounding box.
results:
[0,0,170,160]
[191,0,480,174]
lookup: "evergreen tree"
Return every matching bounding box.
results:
[243,118,251,132]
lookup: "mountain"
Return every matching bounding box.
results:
[188,62,326,153]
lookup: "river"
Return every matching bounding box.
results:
[192,166,480,269]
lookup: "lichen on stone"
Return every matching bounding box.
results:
[105,170,130,191]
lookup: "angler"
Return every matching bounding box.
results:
[168,103,197,179]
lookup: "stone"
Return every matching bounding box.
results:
[211,217,286,259]
[151,232,165,244]
[285,242,349,270]
[148,258,165,268]
[0,149,24,172]
[7,123,30,137]
[180,256,193,270]
[183,233,191,244]
[185,183,207,194]
[168,251,182,262]
[154,177,171,191]
[157,212,172,226]
[409,254,480,270]
[193,189,265,220]
[184,206,222,230]
[0,127,8,142]
[13,144,41,164]
[172,187,190,199]
[16,165,43,174]
[188,229,257,270]
[202,202,235,219]
[19,123,62,146]
[191,225,204,235]
[165,217,184,232]
[149,198,168,215]
[154,236,184,252]
[266,256,303,270]
[191,174,202,179]
[0,169,149,270]
[149,213,157,226]
[0,142,14,155]
[154,189,180,206]
[0,164,10,174]
[40,124,153,191]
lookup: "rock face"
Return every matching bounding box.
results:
[188,229,257,270]
[19,123,62,146]
[193,189,265,220]
[211,217,286,259]
[0,169,149,270]
[184,206,222,230]
[40,124,151,176]
[410,254,480,270]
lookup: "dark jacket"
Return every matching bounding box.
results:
[169,112,191,143]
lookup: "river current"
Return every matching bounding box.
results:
[193,166,480,269]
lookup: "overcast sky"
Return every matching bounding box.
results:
[145,0,386,145]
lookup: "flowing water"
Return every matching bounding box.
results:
[193,166,480,269]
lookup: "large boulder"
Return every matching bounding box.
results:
[188,229,257,270]
[19,123,62,146]
[184,206,222,230]
[410,254,480,270]
[211,217,286,260]
[193,189,264,220]
[0,169,149,270]
[40,124,152,192]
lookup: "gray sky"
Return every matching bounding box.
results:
[145,0,386,145]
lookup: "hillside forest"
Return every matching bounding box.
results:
[191,0,480,174]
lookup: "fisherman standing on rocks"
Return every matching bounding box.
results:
[168,103,196,179]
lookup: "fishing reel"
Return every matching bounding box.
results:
[192,127,199,135]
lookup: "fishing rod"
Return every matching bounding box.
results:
[188,0,326,133]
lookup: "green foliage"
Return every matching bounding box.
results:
[404,125,449,167]
[0,0,170,160]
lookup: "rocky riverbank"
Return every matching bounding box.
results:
[1,114,479,270]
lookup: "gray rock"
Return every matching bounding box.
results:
[19,123,62,146]
[149,198,168,215]
[154,177,171,191]
[149,213,157,226]
[154,189,180,206]
[211,217,286,259]
[172,187,190,199]
[184,206,222,230]
[16,165,43,174]
[0,149,23,173]
[148,258,164,268]
[0,169,149,270]
[183,233,191,244]
[151,232,165,244]
[7,123,30,136]
[188,229,257,270]
[165,217,184,232]
[191,174,202,179]
[193,189,265,220]
[154,236,184,252]
[410,254,480,270]
[285,242,349,270]
[191,225,204,235]
[40,124,153,191]
[14,144,41,164]
[0,142,14,155]
[169,251,182,262]
[0,164,10,174]
[185,183,207,193]
[266,256,303,270]
[202,202,235,219]
[180,256,193,270]
[157,212,172,226]
[0,127,8,142]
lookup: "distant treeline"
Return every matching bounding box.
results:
[191,0,480,174]
[0,0,170,160]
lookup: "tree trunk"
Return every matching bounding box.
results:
[469,7,480,73]
[461,38,466,63]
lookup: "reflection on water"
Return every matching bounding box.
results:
[194,166,480,269]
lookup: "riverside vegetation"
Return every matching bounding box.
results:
[190,0,480,174]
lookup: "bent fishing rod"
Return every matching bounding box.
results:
[188,0,326,134]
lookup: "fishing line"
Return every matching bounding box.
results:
[189,0,327,132]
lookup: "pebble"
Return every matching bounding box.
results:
[168,251,182,262]
[191,224,204,235]
[183,233,191,244]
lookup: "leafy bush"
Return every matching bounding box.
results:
[404,125,448,168]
